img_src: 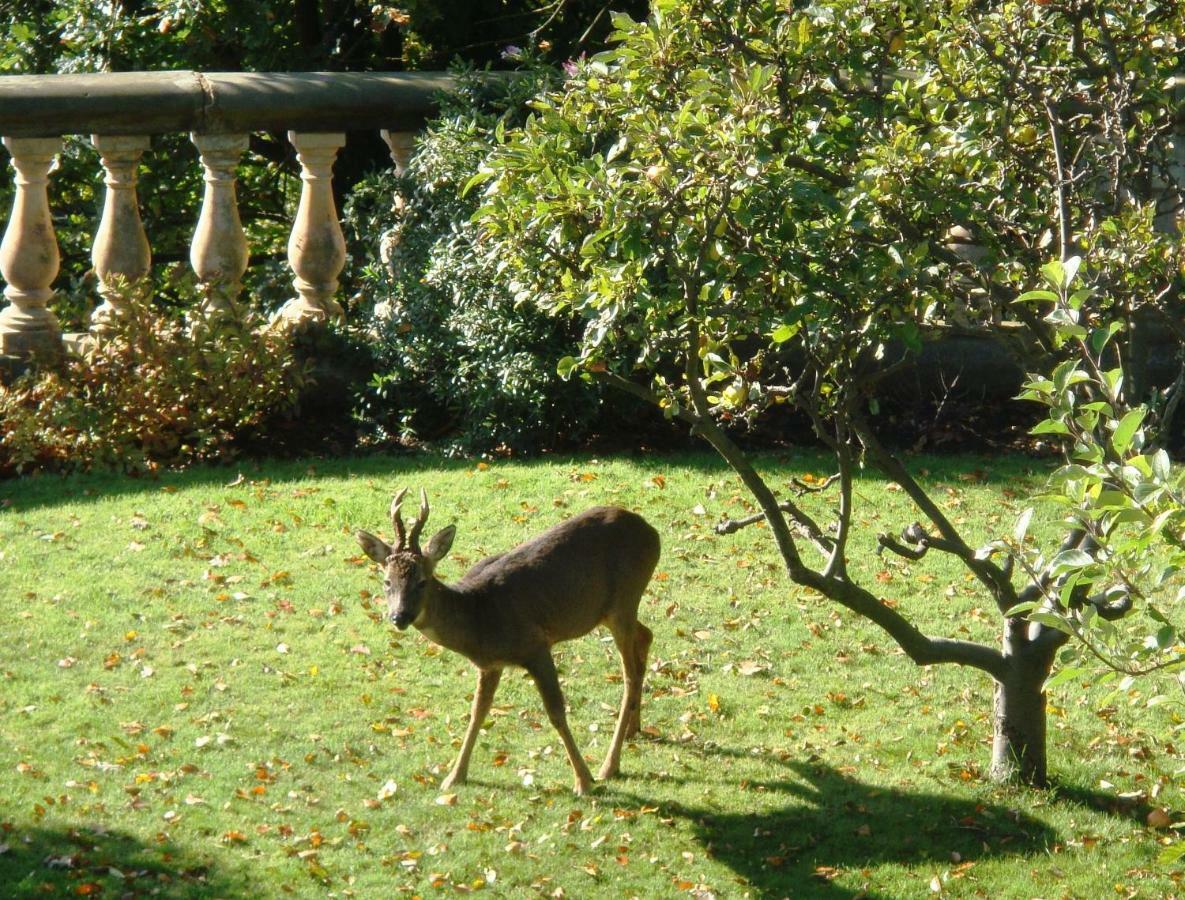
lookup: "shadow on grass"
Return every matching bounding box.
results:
[0,446,1042,515]
[611,757,1059,899]
[0,452,473,513]
[0,824,237,898]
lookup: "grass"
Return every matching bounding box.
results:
[0,449,1181,898]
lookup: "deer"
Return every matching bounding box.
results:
[355,488,660,796]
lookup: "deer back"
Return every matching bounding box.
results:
[456,506,660,645]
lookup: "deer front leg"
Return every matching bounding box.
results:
[441,667,502,790]
[525,650,594,796]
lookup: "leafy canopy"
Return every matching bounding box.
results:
[475,0,1184,419]
[472,0,1185,785]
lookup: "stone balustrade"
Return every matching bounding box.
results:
[0,70,454,360]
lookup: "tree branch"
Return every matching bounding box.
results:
[1044,98,1072,262]
[854,417,1018,611]
[796,569,1011,681]
[825,420,854,580]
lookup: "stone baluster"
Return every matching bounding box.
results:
[380,129,416,176]
[90,134,152,330]
[189,133,250,328]
[0,136,63,359]
[275,131,345,325]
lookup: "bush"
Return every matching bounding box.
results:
[0,304,309,476]
[344,64,615,455]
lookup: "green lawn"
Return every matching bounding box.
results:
[0,451,1180,898]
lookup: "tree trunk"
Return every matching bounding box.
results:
[989,653,1051,786]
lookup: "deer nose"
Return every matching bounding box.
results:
[391,611,412,630]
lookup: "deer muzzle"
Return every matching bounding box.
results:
[391,610,414,630]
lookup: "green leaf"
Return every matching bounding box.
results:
[1044,666,1090,691]
[1157,839,1185,865]
[1030,419,1070,435]
[1050,549,1093,573]
[771,323,799,343]
[1089,322,1123,355]
[1151,448,1172,481]
[1110,408,1146,456]
[1027,611,1074,634]
[556,356,579,380]
[1153,625,1177,650]
[1015,289,1060,304]
[1013,507,1034,543]
[1040,259,1066,290]
[460,167,494,198]
[1062,255,1081,286]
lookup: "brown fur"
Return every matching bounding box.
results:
[356,500,659,795]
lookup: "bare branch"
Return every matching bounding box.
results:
[1076,586,1134,622]
[1159,359,1185,441]
[796,569,1011,681]
[715,501,836,559]
[1044,98,1072,262]
[876,531,927,561]
[854,418,1018,611]
[824,419,855,581]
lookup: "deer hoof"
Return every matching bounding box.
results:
[440,772,464,790]
[573,778,594,796]
[597,762,619,781]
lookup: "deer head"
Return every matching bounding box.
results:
[355,488,456,629]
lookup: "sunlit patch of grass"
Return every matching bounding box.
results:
[1,451,1180,897]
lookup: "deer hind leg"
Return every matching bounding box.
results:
[598,618,648,780]
[441,667,502,790]
[627,622,653,738]
[525,650,594,796]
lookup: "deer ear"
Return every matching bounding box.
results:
[425,525,456,564]
[355,529,391,564]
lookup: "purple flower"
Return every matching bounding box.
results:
[501,45,523,61]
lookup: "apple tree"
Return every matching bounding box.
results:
[470,0,1185,784]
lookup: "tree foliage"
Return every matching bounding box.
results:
[346,65,613,454]
[1015,259,1185,699]
[473,0,1185,784]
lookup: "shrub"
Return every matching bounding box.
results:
[344,64,616,455]
[0,303,309,476]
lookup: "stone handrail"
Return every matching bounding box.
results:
[0,70,455,359]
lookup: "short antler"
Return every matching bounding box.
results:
[389,487,409,550]
[408,488,430,552]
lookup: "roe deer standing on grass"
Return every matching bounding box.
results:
[355,488,660,795]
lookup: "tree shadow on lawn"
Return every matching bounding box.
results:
[0,823,238,898]
[0,444,1040,515]
[610,756,1062,899]
[0,451,476,514]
